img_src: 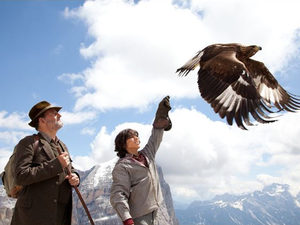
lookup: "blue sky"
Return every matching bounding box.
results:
[1,0,92,154]
[1,0,300,204]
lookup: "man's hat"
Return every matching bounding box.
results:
[28,101,62,127]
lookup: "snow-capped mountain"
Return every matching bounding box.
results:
[0,158,179,225]
[0,186,15,225]
[176,183,300,225]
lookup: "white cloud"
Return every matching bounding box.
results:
[62,0,300,113]
[0,111,31,130]
[0,130,33,172]
[71,155,97,171]
[80,127,96,136]
[58,73,84,85]
[172,186,199,200]
[60,110,97,125]
[0,131,30,146]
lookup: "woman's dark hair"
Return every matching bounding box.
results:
[114,129,138,158]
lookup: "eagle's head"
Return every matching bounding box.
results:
[240,45,262,58]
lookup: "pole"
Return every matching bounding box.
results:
[57,147,95,225]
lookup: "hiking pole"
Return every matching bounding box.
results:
[57,147,95,225]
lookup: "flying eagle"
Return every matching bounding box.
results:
[176,43,300,130]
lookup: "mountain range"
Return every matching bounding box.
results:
[176,183,300,225]
[1,159,300,225]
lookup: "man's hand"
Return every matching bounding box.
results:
[57,152,70,168]
[153,96,172,131]
[66,173,80,186]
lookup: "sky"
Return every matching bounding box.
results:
[1,0,300,206]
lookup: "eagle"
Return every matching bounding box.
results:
[176,43,300,130]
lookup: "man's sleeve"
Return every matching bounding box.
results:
[14,138,63,186]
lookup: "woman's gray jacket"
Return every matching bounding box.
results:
[110,128,164,221]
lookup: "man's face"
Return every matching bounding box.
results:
[42,109,63,131]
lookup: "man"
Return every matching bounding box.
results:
[11,100,80,225]
[110,96,172,225]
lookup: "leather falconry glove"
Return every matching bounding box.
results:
[153,96,172,131]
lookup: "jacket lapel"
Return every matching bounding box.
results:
[40,139,55,159]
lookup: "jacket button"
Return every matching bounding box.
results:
[56,181,59,185]
[53,199,57,203]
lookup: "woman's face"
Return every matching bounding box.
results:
[126,134,140,155]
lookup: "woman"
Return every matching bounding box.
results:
[110,96,172,225]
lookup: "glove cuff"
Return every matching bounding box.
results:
[153,116,172,131]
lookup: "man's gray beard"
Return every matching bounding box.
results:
[57,120,63,129]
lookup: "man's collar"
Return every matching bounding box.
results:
[39,131,58,143]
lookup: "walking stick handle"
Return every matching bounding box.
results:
[57,147,95,225]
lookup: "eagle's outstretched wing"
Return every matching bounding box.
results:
[245,59,300,112]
